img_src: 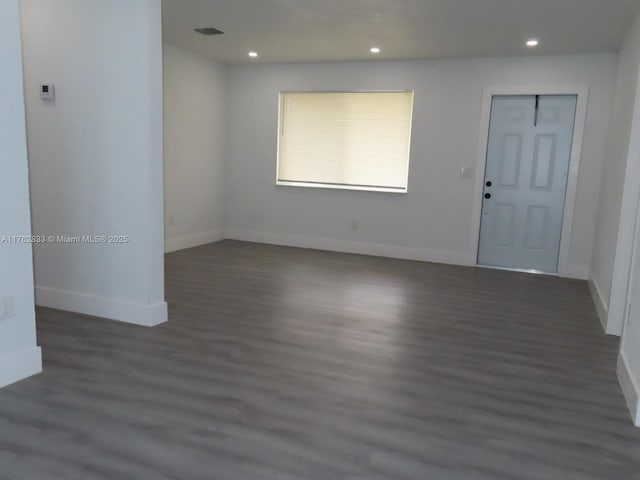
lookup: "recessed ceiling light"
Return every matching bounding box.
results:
[526,39,539,47]
[248,51,258,58]
[370,47,381,54]
[194,27,224,36]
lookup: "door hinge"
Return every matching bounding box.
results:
[534,95,540,127]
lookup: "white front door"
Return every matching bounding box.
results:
[478,95,577,273]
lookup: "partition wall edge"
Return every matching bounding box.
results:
[606,62,640,336]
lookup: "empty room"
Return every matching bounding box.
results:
[3,0,640,478]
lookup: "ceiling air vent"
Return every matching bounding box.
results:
[194,27,224,36]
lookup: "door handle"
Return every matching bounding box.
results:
[485,193,492,199]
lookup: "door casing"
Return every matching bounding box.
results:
[470,85,590,280]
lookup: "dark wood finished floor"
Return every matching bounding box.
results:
[1,240,639,479]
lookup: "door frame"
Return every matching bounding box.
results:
[470,85,590,278]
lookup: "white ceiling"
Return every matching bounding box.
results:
[162,0,640,64]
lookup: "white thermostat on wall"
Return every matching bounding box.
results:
[40,84,55,101]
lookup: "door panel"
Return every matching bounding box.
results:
[500,134,523,187]
[494,204,516,247]
[524,205,550,250]
[531,135,556,190]
[478,95,577,273]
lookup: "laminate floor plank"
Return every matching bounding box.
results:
[1,240,639,479]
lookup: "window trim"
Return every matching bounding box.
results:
[275,90,414,194]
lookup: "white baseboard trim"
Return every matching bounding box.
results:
[560,265,590,281]
[0,347,42,389]
[588,275,609,333]
[224,229,471,267]
[36,287,168,327]
[165,230,223,253]
[618,353,640,427]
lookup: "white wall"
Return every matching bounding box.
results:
[224,54,616,273]
[0,0,42,387]
[619,200,640,426]
[163,44,227,253]
[20,0,167,326]
[590,14,640,333]
[612,12,640,426]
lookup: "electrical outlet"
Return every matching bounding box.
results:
[0,296,14,322]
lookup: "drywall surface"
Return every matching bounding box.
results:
[591,15,640,310]
[20,0,166,326]
[163,44,227,252]
[224,54,616,273]
[619,203,640,426]
[0,0,41,387]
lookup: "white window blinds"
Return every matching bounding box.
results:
[277,91,414,192]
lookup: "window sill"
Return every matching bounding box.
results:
[276,181,408,194]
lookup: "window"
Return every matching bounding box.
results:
[277,91,414,193]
